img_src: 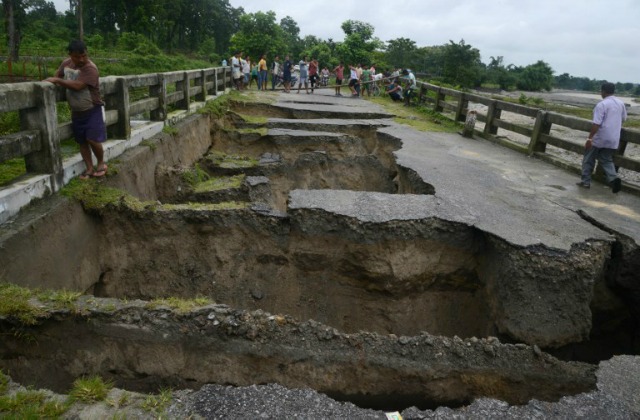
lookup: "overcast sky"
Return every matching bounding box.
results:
[52,0,638,84]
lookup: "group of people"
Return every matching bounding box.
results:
[229,51,269,91]
[226,53,420,106]
[227,52,332,94]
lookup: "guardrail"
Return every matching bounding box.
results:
[414,81,640,184]
[0,66,232,222]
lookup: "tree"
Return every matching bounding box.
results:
[385,37,417,70]
[335,20,381,66]
[3,0,25,60]
[279,15,301,58]
[485,56,516,90]
[516,60,554,91]
[228,11,286,61]
[440,39,483,88]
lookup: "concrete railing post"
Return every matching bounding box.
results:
[105,77,130,140]
[21,83,64,190]
[197,70,206,101]
[150,73,167,121]
[434,88,445,113]
[176,72,190,110]
[528,110,550,155]
[484,100,501,136]
[213,70,219,96]
[455,93,469,123]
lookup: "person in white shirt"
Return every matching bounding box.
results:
[577,82,627,193]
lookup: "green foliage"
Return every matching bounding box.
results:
[182,163,211,186]
[229,11,286,61]
[0,159,27,187]
[145,297,213,313]
[0,390,69,418]
[69,375,114,403]
[516,60,554,91]
[440,39,483,88]
[385,37,418,69]
[0,370,9,394]
[336,20,382,66]
[0,283,48,325]
[118,32,162,56]
[61,178,153,212]
[36,289,82,310]
[141,388,172,414]
[162,125,179,136]
[194,174,245,193]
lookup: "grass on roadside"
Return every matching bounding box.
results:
[68,375,114,403]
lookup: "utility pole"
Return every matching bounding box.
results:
[69,0,83,41]
[78,0,83,41]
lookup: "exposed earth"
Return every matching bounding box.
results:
[1,87,639,418]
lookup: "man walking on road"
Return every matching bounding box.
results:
[577,82,627,193]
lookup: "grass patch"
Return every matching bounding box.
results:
[140,139,158,150]
[0,370,8,394]
[205,151,258,169]
[183,163,211,186]
[141,388,172,415]
[236,127,268,136]
[624,119,640,129]
[36,289,83,310]
[0,283,48,325]
[145,296,214,313]
[162,125,179,136]
[60,138,81,158]
[161,201,249,211]
[370,96,461,133]
[61,178,154,212]
[199,93,235,117]
[239,114,268,125]
[0,390,69,418]
[194,174,245,193]
[0,158,26,187]
[68,375,113,403]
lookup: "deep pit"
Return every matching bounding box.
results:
[1,94,638,415]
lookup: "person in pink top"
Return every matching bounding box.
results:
[333,62,344,96]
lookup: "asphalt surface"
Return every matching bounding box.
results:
[278,89,640,250]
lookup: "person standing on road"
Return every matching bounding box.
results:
[45,40,107,179]
[577,82,627,193]
[333,62,344,96]
[271,56,280,90]
[258,54,268,91]
[308,57,319,93]
[283,55,292,93]
[297,56,309,94]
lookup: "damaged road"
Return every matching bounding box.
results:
[1,89,639,417]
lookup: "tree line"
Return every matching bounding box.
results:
[2,0,638,94]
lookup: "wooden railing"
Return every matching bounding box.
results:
[0,66,232,192]
[414,81,640,182]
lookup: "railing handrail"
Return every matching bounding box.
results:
[414,81,640,179]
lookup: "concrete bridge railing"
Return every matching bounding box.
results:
[0,66,232,223]
[415,82,640,188]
